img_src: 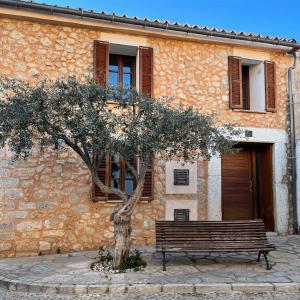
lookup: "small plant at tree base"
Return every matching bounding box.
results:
[98,246,113,264]
[92,247,146,273]
[119,249,146,272]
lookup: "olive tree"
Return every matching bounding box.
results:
[0,76,240,269]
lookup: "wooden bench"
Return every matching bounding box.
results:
[156,220,275,271]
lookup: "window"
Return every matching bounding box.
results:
[110,158,135,196]
[93,156,153,201]
[94,41,153,96]
[228,56,276,112]
[108,54,136,87]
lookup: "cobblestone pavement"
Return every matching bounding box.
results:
[1,289,300,300]
[0,235,300,295]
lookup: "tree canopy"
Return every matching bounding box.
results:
[0,76,241,268]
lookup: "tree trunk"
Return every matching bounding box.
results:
[113,213,132,270]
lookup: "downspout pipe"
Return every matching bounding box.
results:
[288,48,299,233]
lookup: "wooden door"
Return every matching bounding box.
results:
[222,150,255,220]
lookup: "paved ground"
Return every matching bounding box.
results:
[1,289,300,300]
[1,235,300,296]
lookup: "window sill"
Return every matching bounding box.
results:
[230,109,269,114]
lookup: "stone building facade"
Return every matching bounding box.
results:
[0,1,299,257]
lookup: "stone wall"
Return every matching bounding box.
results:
[0,16,292,256]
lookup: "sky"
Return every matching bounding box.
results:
[34,0,300,42]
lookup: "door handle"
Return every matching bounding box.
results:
[248,180,253,192]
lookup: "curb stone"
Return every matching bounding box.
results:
[162,283,194,294]
[195,283,232,293]
[231,283,274,292]
[0,277,300,295]
[273,283,300,292]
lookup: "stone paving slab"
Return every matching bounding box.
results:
[0,235,300,295]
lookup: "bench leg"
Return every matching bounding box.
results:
[257,251,262,262]
[262,252,271,270]
[162,251,166,271]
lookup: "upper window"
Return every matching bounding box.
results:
[94,41,153,96]
[109,54,136,87]
[228,56,276,112]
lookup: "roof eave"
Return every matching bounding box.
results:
[0,0,299,51]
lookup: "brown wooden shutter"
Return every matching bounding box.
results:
[139,47,153,96]
[94,41,109,86]
[93,157,108,198]
[141,161,153,199]
[265,61,276,112]
[228,56,243,109]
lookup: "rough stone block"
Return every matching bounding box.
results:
[6,211,27,219]
[16,221,41,232]
[0,242,12,251]
[273,283,300,292]
[42,230,64,237]
[162,283,194,294]
[37,202,56,209]
[42,284,58,294]
[20,202,36,210]
[0,201,15,210]
[0,233,15,240]
[39,241,51,251]
[73,284,88,295]
[6,188,24,199]
[195,283,232,293]
[127,284,161,294]
[16,240,38,252]
[108,284,127,293]
[88,285,108,294]
[0,221,14,232]
[28,283,43,293]
[16,283,29,292]
[232,283,274,292]
[58,284,75,294]
[0,178,19,188]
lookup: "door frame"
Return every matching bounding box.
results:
[207,127,288,234]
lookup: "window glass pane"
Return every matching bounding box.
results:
[125,180,134,195]
[124,162,134,195]
[109,54,118,71]
[123,73,131,86]
[111,161,120,189]
[109,72,118,86]
[123,56,133,73]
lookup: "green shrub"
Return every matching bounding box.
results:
[96,247,146,272]
[119,249,147,272]
[98,246,113,264]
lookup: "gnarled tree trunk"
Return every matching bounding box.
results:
[112,213,132,269]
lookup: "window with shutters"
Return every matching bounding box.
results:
[228,56,276,112]
[93,156,153,201]
[94,41,153,96]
